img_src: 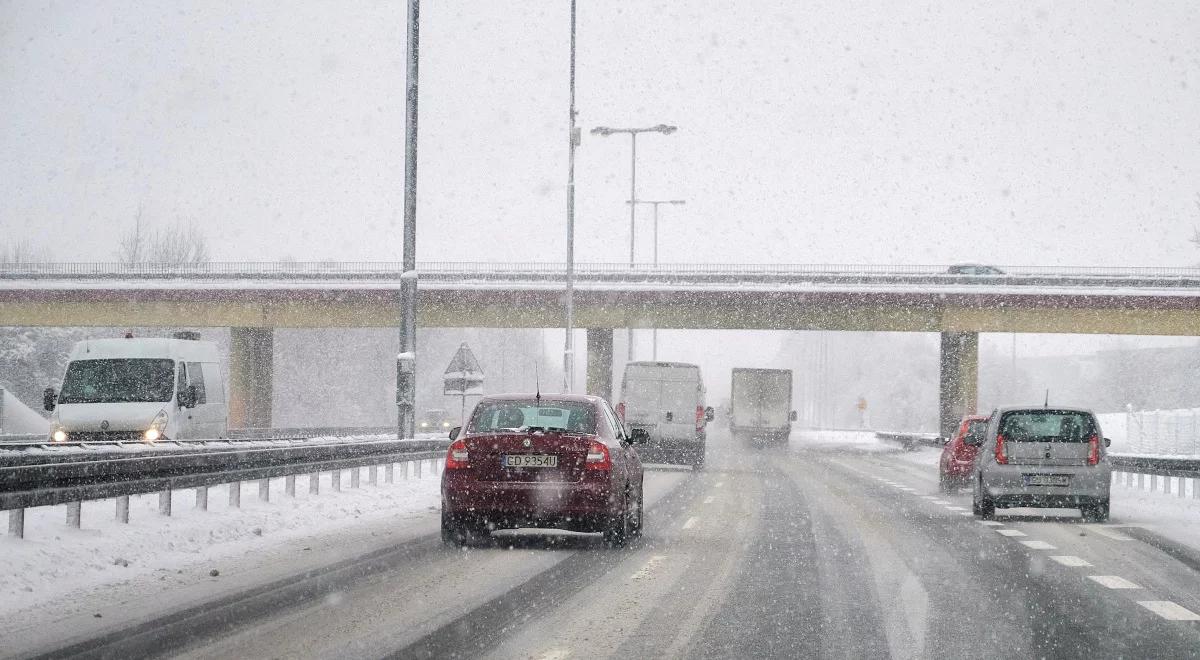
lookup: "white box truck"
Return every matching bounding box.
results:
[730,368,796,447]
[43,333,228,442]
[618,361,714,469]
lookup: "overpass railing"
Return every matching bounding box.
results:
[3,261,1200,280]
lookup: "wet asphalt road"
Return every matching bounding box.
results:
[32,435,1200,659]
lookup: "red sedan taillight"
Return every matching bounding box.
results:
[1087,434,1100,466]
[994,434,1008,465]
[616,402,626,422]
[585,439,611,471]
[695,405,705,433]
[445,438,469,470]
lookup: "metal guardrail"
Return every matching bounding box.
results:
[875,431,943,451]
[1109,454,1200,478]
[0,425,401,449]
[2,436,451,538]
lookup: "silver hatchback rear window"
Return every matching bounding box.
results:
[999,410,1097,443]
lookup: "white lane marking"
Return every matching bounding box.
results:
[682,516,699,529]
[996,529,1027,537]
[1020,540,1057,550]
[715,482,725,488]
[977,520,1004,526]
[1088,575,1142,590]
[945,506,967,512]
[536,648,573,660]
[1138,601,1200,621]
[703,496,715,504]
[1050,555,1093,567]
[898,487,916,492]
[630,554,666,581]
[931,500,951,505]
[921,496,938,500]
[958,512,973,516]
[1086,526,1133,541]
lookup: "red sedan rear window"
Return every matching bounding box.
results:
[469,401,596,434]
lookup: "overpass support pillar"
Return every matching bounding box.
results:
[586,328,614,402]
[230,327,274,429]
[939,331,978,438]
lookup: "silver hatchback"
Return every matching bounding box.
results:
[971,407,1112,521]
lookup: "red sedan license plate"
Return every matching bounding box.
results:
[503,454,558,468]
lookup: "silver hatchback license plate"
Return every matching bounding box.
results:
[1024,474,1069,487]
[503,454,558,468]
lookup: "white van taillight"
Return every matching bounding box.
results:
[616,402,625,422]
[445,439,469,470]
[696,405,705,432]
[1087,435,1100,466]
[585,440,611,471]
[994,434,1008,465]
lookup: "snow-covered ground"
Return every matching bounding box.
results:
[0,459,443,632]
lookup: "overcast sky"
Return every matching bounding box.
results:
[3,1,1199,267]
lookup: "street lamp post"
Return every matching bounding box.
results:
[627,199,685,359]
[590,124,677,362]
[564,0,578,393]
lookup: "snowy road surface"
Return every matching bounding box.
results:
[5,431,1200,658]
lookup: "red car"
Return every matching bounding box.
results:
[441,393,646,547]
[939,414,990,492]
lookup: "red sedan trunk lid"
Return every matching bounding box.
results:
[464,431,592,483]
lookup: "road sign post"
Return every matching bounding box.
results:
[444,343,485,428]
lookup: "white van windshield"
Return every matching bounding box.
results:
[59,359,177,404]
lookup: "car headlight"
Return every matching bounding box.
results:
[420,421,429,428]
[145,409,168,442]
[442,421,451,428]
[49,413,66,442]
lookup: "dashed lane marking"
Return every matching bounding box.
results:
[631,555,667,581]
[715,482,725,488]
[996,529,1027,537]
[682,516,699,530]
[977,521,1004,526]
[1138,601,1200,621]
[945,506,967,512]
[1088,575,1142,590]
[536,648,573,660]
[931,500,951,505]
[1086,526,1134,541]
[1020,540,1057,550]
[921,496,938,500]
[958,512,973,516]
[1050,555,1093,567]
[703,496,715,504]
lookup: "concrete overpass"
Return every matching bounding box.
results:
[3,262,1200,435]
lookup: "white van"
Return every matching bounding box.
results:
[618,361,714,468]
[43,333,228,442]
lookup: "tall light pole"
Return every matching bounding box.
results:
[563,0,579,392]
[397,0,420,440]
[590,123,677,362]
[626,199,685,359]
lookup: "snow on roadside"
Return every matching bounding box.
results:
[792,429,897,452]
[1112,476,1200,552]
[0,460,442,624]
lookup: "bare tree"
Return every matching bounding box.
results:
[149,219,210,264]
[117,206,146,265]
[117,213,210,265]
[0,240,47,264]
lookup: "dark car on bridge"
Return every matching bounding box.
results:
[441,393,646,548]
[939,414,990,492]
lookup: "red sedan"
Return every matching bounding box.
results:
[939,414,990,492]
[441,393,646,547]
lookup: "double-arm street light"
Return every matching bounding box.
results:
[591,123,678,361]
[627,199,686,359]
